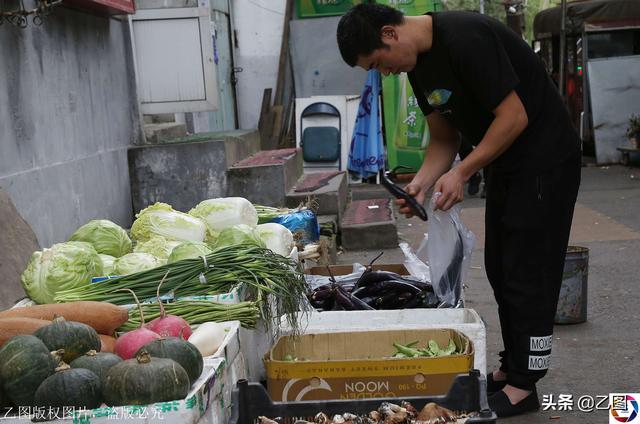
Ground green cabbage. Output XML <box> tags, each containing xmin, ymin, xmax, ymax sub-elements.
<box><xmin>131</xmin><ymin>202</ymin><xmax>207</xmax><ymax>243</ymax></box>
<box><xmin>168</xmin><ymin>241</ymin><xmax>213</xmax><ymax>263</ymax></box>
<box><xmin>114</xmin><ymin>253</ymin><xmax>163</xmax><ymax>276</ymax></box>
<box><xmin>212</xmin><ymin>224</ymin><xmax>265</xmax><ymax>250</ymax></box>
<box><xmin>21</xmin><ymin>241</ymin><xmax>103</xmax><ymax>304</ymax></box>
<box><xmin>99</xmin><ymin>254</ymin><xmax>116</xmax><ymax>275</ymax></box>
<box><xmin>69</xmin><ymin>219</ymin><xmax>132</xmax><ymax>257</ymax></box>
<box><xmin>133</xmin><ymin>236</ymin><xmax>182</xmax><ymax>261</ymax></box>
<box><xmin>189</xmin><ymin>197</ymin><xmax>258</xmax><ymax>243</ymax></box>
<box><xmin>255</xmin><ymin>223</ymin><xmax>294</xmax><ymax>257</ymax></box>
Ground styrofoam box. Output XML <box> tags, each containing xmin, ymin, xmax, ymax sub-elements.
<box><xmin>1</xmin><ymin>358</ymin><xmax>226</xmax><ymax>424</ymax></box>
<box><xmin>198</xmin><ymin>352</ymin><xmax>248</xmax><ymax>424</ymax></box>
<box><xmin>280</xmin><ymin>308</ymin><xmax>487</xmax><ymax>376</ymax></box>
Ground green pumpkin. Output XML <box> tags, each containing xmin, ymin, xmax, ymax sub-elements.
<box><xmin>103</xmin><ymin>351</ymin><xmax>189</xmax><ymax>406</ymax></box>
<box><xmin>0</xmin><ymin>379</ymin><xmax>13</xmax><ymax>411</ymax></box>
<box><xmin>137</xmin><ymin>337</ymin><xmax>203</xmax><ymax>385</ymax></box>
<box><xmin>0</xmin><ymin>335</ymin><xmax>57</xmax><ymax>407</ymax></box>
<box><xmin>34</xmin><ymin>317</ymin><xmax>101</xmax><ymax>363</ymax></box>
<box><xmin>70</xmin><ymin>350</ymin><xmax>122</xmax><ymax>387</ymax></box>
<box><xmin>34</xmin><ymin>364</ymin><xmax>102</xmax><ymax>413</ymax></box>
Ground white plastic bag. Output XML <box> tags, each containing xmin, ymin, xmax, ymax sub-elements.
<box><xmin>423</xmin><ymin>193</ymin><xmax>475</xmax><ymax>307</ymax></box>
<box><xmin>399</xmin><ymin>241</ymin><xmax>431</xmax><ymax>282</ymax></box>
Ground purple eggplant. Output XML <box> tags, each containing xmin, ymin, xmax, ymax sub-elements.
<box><xmin>335</xmin><ymin>285</ymin><xmax>374</xmax><ymax>310</ymax></box>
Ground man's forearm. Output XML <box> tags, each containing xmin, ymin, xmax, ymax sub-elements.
<box><xmin>413</xmin><ymin>135</ymin><xmax>460</xmax><ymax>191</ymax></box>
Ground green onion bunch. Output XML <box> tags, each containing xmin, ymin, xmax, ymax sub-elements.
<box><xmin>54</xmin><ymin>244</ymin><xmax>308</xmax><ymax>335</ymax></box>
<box><xmin>118</xmin><ymin>300</ymin><xmax>261</xmax><ymax>332</ymax></box>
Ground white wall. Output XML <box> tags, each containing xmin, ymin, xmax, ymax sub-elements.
<box><xmin>231</xmin><ymin>0</ymin><xmax>286</xmax><ymax>129</ymax></box>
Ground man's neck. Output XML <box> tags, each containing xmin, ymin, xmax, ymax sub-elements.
<box><xmin>404</xmin><ymin>14</ymin><xmax>433</xmax><ymax>54</ymax></box>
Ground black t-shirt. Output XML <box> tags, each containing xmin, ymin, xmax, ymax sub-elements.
<box><xmin>408</xmin><ymin>11</ymin><xmax>581</xmax><ymax>174</ymax></box>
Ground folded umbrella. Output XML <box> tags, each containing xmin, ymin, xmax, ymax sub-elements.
<box><xmin>348</xmin><ymin>70</ymin><xmax>384</xmax><ymax>179</ymax></box>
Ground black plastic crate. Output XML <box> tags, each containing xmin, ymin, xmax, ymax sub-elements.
<box><xmin>230</xmin><ymin>370</ymin><xmax>496</xmax><ymax>424</ymax></box>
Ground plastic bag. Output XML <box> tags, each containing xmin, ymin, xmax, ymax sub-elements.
<box><xmin>269</xmin><ymin>209</ymin><xmax>320</xmax><ymax>247</ymax></box>
<box><xmin>399</xmin><ymin>241</ymin><xmax>431</xmax><ymax>283</ymax></box>
<box><xmin>422</xmin><ymin>193</ymin><xmax>475</xmax><ymax>307</ymax></box>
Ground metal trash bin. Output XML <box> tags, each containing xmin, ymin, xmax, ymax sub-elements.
<box><xmin>555</xmin><ymin>246</ymin><xmax>589</xmax><ymax>324</ymax></box>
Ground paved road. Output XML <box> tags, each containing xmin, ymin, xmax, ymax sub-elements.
<box><xmin>339</xmin><ymin>164</ymin><xmax>640</xmax><ymax>423</ymax></box>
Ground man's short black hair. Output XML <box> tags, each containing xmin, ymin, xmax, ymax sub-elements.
<box><xmin>337</xmin><ymin>3</ymin><xmax>404</xmax><ymax>67</ymax></box>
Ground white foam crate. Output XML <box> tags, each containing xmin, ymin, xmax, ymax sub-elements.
<box><xmin>198</xmin><ymin>352</ymin><xmax>247</xmax><ymax>424</ymax></box>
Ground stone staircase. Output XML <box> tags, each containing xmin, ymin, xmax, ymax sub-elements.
<box><xmin>129</xmin><ymin>123</ymin><xmax>399</xmax><ymax>254</ymax></box>
<box><xmin>226</xmin><ymin>148</ymin><xmax>398</xmax><ymax>252</ymax></box>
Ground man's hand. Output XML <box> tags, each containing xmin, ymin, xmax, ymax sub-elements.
<box><xmin>433</xmin><ymin>167</ymin><xmax>465</xmax><ymax>211</ymax></box>
<box><xmin>394</xmin><ymin>181</ymin><xmax>426</xmax><ymax>218</ymax></box>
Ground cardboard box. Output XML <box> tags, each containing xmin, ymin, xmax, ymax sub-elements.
<box><xmin>278</xmin><ymin>308</ymin><xmax>487</xmax><ymax>376</ymax></box>
<box><xmin>265</xmin><ymin>328</ymin><xmax>474</xmax><ymax>401</ymax></box>
<box><xmin>305</xmin><ymin>263</ymin><xmax>409</xmax><ymax>276</ymax></box>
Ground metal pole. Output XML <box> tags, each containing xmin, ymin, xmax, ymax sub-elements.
<box><xmin>480</xmin><ymin>0</ymin><xmax>485</xmax><ymax>14</ymax></box>
<box><xmin>558</xmin><ymin>0</ymin><xmax>567</xmax><ymax>99</ymax></box>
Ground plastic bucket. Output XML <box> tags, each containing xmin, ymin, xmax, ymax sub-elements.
<box><xmin>555</xmin><ymin>246</ymin><xmax>589</xmax><ymax>324</ymax></box>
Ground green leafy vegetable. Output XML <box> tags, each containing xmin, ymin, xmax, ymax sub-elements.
<box><xmin>212</xmin><ymin>224</ymin><xmax>265</xmax><ymax>250</ymax></box>
<box><xmin>189</xmin><ymin>197</ymin><xmax>258</xmax><ymax>242</ymax></box>
<box><xmin>255</xmin><ymin>223</ymin><xmax>294</xmax><ymax>257</ymax></box>
<box><xmin>21</xmin><ymin>241</ymin><xmax>103</xmax><ymax>304</ymax></box>
<box><xmin>99</xmin><ymin>254</ymin><xmax>116</xmax><ymax>275</ymax></box>
<box><xmin>114</xmin><ymin>253</ymin><xmax>162</xmax><ymax>275</ymax></box>
<box><xmin>167</xmin><ymin>241</ymin><xmax>213</xmax><ymax>263</ymax></box>
<box><xmin>133</xmin><ymin>236</ymin><xmax>181</xmax><ymax>261</ymax></box>
<box><xmin>131</xmin><ymin>202</ymin><xmax>207</xmax><ymax>243</ymax></box>
<box><xmin>69</xmin><ymin>220</ymin><xmax>132</xmax><ymax>257</ymax></box>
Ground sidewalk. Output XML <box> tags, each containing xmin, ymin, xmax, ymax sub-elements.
<box><xmin>338</xmin><ymin>164</ymin><xmax>640</xmax><ymax>423</ymax></box>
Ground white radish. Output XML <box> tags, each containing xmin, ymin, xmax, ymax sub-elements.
<box><xmin>187</xmin><ymin>322</ymin><xmax>228</xmax><ymax>357</ymax></box>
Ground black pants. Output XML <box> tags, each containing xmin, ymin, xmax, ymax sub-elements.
<box><xmin>484</xmin><ymin>153</ymin><xmax>581</xmax><ymax>390</ymax></box>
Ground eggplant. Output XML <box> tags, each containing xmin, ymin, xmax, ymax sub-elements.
<box><xmin>335</xmin><ymin>286</ymin><xmax>374</xmax><ymax>310</ymax></box>
<box><xmin>358</xmin><ymin>296</ymin><xmax>378</xmax><ymax>307</ymax></box>
<box><xmin>311</xmin><ymin>288</ymin><xmax>333</xmax><ymax>301</ymax></box>
<box><xmin>355</xmin><ymin>270</ymin><xmax>402</xmax><ymax>288</ymax></box>
<box><xmin>375</xmin><ymin>292</ymin><xmax>401</xmax><ymax>309</ymax></box>
<box><xmin>334</xmin><ymin>286</ymin><xmax>354</xmax><ymax>310</ymax></box>
<box><xmin>353</xmin><ymin>280</ymin><xmax>424</xmax><ymax>298</ymax></box>
<box><xmin>435</xmin><ymin>231</ymin><xmax>465</xmax><ymax>306</ymax></box>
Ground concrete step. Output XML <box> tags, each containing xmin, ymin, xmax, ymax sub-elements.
<box><xmin>227</xmin><ymin>148</ymin><xmax>303</xmax><ymax>207</ymax></box>
<box><xmin>340</xmin><ymin>198</ymin><xmax>398</xmax><ymax>250</ymax></box>
<box><xmin>128</xmin><ymin>129</ymin><xmax>260</xmax><ymax>213</ymax></box>
<box><xmin>350</xmin><ymin>183</ymin><xmax>393</xmax><ymax>201</ymax></box>
<box><xmin>286</xmin><ymin>171</ymin><xmax>348</xmax><ymax>217</ymax></box>
<box><xmin>144</xmin><ymin>122</ymin><xmax>187</xmax><ymax>144</ymax></box>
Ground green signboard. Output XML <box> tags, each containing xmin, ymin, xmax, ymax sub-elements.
<box><xmin>296</xmin><ymin>0</ymin><xmax>440</xmax><ymax>19</ymax></box>
<box><xmin>376</xmin><ymin>0</ymin><xmax>441</xmax><ymax>15</ymax></box>
<box><xmin>381</xmin><ymin>0</ymin><xmax>440</xmax><ymax>173</ymax></box>
<box><xmin>296</xmin><ymin>0</ymin><xmax>361</xmax><ymax>19</ymax></box>
<box><xmin>382</xmin><ymin>73</ymin><xmax>430</xmax><ymax>173</ymax></box>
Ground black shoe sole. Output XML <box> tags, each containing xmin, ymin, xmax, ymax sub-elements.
<box><xmin>488</xmin><ymin>390</ymin><xmax>540</xmax><ymax>418</ymax></box>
